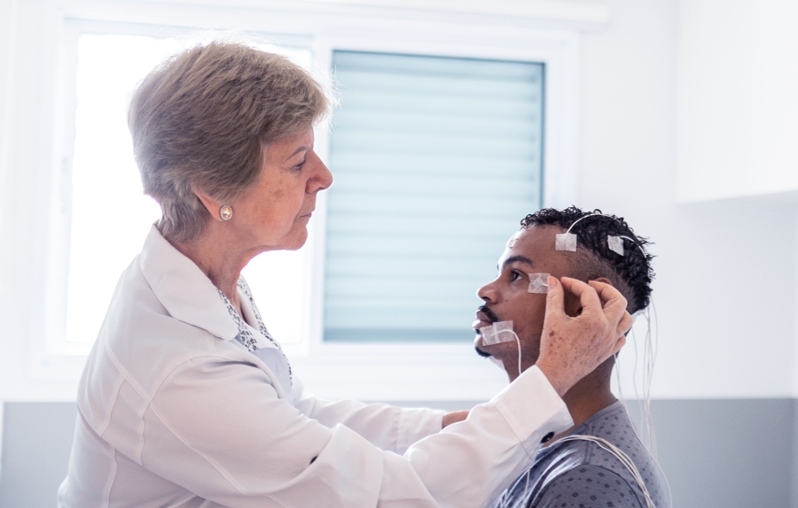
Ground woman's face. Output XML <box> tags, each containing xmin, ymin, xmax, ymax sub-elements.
<box><xmin>230</xmin><ymin>127</ymin><xmax>332</xmax><ymax>253</ymax></box>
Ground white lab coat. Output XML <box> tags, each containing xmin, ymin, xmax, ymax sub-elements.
<box><xmin>57</xmin><ymin>226</ymin><xmax>572</xmax><ymax>508</ymax></box>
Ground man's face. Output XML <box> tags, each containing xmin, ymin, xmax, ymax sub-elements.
<box><xmin>473</xmin><ymin>225</ymin><xmax>582</xmax><ymax>379</ymax></box>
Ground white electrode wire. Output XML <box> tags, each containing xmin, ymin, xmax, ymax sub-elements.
<box><xmin>625</xmin><ymin>237</ymin><xmax>657</xmax><ymax>455</ymax></box>
<box><xmin>635</xmin><ymin>299</ymin><xmax>659</xmax><ymax>458</ymax></box>
<box><xmin>564</xmin><ymin>216</ymin><xmax>647</xmax><ymax>261</ymax></box>
<box><xmin>494</xmin><ymin>328</ymin><xmax>524</xmax><ymax>378</ymax></box>
<box><xmin>563</xmin><ymin>212</ymin><xmax>606</xmax><ymax>234</ymax></box>
<box><xmin>556</xmin><ymin>435</ymin><xmax>656</xmax><ymax>508</ymax></box>
<box><xmin>646</xmin><ymin>298</ymin><xmax>660</xmax><ymax>456</ymax></box>
<box><xmin>500</xmin><ymin>433</ymin><xmax>657</xmax><ymax>508</ymax></box>
<box><xmin>616</xmin><ymin>302</ymin><xmax>673</xmax><ymax>507</ymax></box>
<box><xmin>640</xmin><ymin>300</ymin><xmax>672</xmax><ymax>508</ymax></box>
<box><xmin>635</xmin><ymin>319</ymin><xmax>652</xmax><ymax>452</ymax></box>
<box><xmin>644</xmin><ymin>304</ymin><xmax>655</xmax><ymax>455</ymax></box>
<box><xmin>621</xmin><ymin>310</ymin><xmax>652</xmax><ymax>453</ymax></box>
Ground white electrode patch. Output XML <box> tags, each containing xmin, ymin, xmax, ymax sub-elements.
<box><xmin>527</xmin><ymin>273</ymin><xmax>550</xmax><ymax>294</ymax></box>
<box><xmin>555</xmin><ymin>233</ymin><xmax>577</xmax><ymax>252</ymax></box>
<box><xmin>607</xmin><ymin>235</ymin><xmax>625</xmax><ymax>256</ymax></box>
<box><xmin>480</xmin><ymin>320</ymin><xmax>515</xmax><ymax>345</ymax></box>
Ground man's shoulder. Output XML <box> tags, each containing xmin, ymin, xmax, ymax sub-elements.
<box><xmin>492</xmin><ymin>458</ymin><xmax>645</xmax><ymax>508</ymax></box>
<box><xmin>531</xmin><ymin>463</ymin><xmax>646</xmax><ymax>508</ymax></box>
<box><xmin>491</xmin><ymin>403</ymin><xmax>669</xmax><ymax>508</ymax></box>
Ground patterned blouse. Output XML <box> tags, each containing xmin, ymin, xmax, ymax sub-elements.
<box><xmin>216</xmin><ymin>277</ymin><xmax>293</xmax><ymax>385</ymax></box>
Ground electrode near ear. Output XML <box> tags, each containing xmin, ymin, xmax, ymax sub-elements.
<box><xmin>527</xmin><ymin>273</ymin><xmax>550</xmax><ymax>294</ymax></box>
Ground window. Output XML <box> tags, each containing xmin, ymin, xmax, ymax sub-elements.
<box><xmin>30</xmin><ymin>2</ymin><xmax>581</xmax><ymax>400</ymax></box>
<box><xmin>63</xmin><ymin>33</ymin><xmax>179</xmax><ymax>353</ymax></box>
<box><xmin>50</xmin><ymin>26</ymin><xmax>314</xmax><ymax>356</ymax></box>
<box><xmin>324</xmin><ymin>51</ymin><xmax>545</xmax><ymax>344</ymax></box>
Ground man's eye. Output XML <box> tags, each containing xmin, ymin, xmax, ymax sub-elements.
<box><xmin>510</xmin><ymin>271</ymin><xmax>522</xmax><ymax>281</ymax></box>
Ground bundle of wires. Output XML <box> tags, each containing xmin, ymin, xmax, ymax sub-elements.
<box><xmin>616</xmin><ymin>298</ymin><xmax>659</xmax><ymax>457</ymax></box>
<box><xmin>613</xmin><ymin>297</ymin><xmax>672</xmax><ymax>505</ymax></box>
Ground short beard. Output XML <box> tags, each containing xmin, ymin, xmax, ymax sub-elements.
<box><xmin>474</xmin><ymin>304</ymin><xmax>499</xmax><ymax>359</ymax></box>
<box><xmin>474</xmin><ymin>344</ymin><xmax>491</xmax><ymax>358</ymax></box>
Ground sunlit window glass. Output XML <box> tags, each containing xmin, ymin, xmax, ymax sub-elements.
<box><xmin>65</xmin><ymin>33</ymin><xmax>312</xmax><ymax>351</ymax></box>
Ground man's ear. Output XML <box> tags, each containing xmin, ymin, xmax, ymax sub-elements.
<box><xmin>562</xmin><ymin>286</ymin><xmax>582</xmax><ymax>317</ymax></box>
<box><xmin>563</xmin><ymin>277</ymin><xmax>613</xmax><ymax>317</ymax></box>
<box><xmin>193</xmin><ymin>188</ymin><xmax>225</xmax><ymax>221</ymax></box>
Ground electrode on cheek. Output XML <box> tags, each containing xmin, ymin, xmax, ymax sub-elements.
<box><xmin>481</xmin><ymin>320</ymin><xmax>516</xmax><ymax>345</ymax></box>
<box><xmin>527</xmin><ymin>272</ymin><xmax>550</xmax><ymax>294</ymax></box>
<box><xmin>480</xmin><ymin>320</ymin><xmax>525</xmax><ymax>378</ymax></box>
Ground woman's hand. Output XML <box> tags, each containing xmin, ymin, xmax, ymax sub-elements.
<box><xmin>442</xmin><ymin>410</ymin><xmax>470</xmax><ymax>428</ymax></box>
<box><xmin>535</xmin><ymin>276</ymin><xmax>632</xmax><ymax>397</ymax></box>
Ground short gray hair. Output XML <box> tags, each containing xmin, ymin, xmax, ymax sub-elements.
<box><xmin>128</xmin><ymin>42</ymin><xmax>329</xmax><ymax>242</ymax></box>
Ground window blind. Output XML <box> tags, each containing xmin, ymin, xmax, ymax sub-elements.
<box><xmin>324</xmin><ymin>50</ymin><xmax>544</xmax><ymax>343</ymax></box>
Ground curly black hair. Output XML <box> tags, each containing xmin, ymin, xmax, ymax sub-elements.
<box><xmin>520</xmin><ymin>206</ymin><xmax>655</xmax><ymax>313</ymax></box>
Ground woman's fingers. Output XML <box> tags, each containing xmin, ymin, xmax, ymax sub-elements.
<box><xmin>559</xmin><ymin>277</ymin><xmax>602</xmax><ymax>315</ymax></box>
<box><xmin>584</xmin><ymin>280</ymin><xmax>633</xmax><ymax>336</ymax></box>
<box><xmin>616</xmin><ymin>311</ymin><xmax>634</xmax><ymax>338</ymax></box>
<box><xmin>612</xmin><ymin>334</ymin><xmax>627</xmax><ymax>356</ymax></box>
<box><xmin>544</xmin><ymin>276</ymin><xmax>565</xmax><ymax>320</ymax></box>
<box><xmin>537</xmin><ymin>277</ymin><xmax>630</xmax><ymax>397</ymax></box>
<box><xmin>586</xmin><ymin>280</ymin><xmax>628</xmax><ymax>312</ymax></box>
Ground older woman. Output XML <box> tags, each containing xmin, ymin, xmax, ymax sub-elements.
<box><xmin>57</xmin><ymin>42</ymin><xmax>630</xmax><ymax>507</ymax></box>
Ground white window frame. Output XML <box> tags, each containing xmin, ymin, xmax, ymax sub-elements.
<box><xmin>30</xmin><ymin>0</ymin><xmax>587</xmax><ymax>402</ymax></box>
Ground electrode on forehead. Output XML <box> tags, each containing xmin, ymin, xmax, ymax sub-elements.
<box><xmin>607</xmin><ymin>235</ymin><xmax>625</xmax><ymax>256</ymax></box>
<box><xmin>555</xmin><ymin>212</ymin><xmax>608</xmax><ymax>253</ymax></box>
<box><xmin>481</xmin><ymin>320</ymin><xmax>515</xmax><ymax>345</ymax></box>
<box><xmin>555</xmin><ymin>233</ymin><xmax>577</xmax><ymax>252</ymax></box>
<box><xmin>527</xmin><ymin>273</ymin><xmax>550</xmax><ymax>294</ymax></box>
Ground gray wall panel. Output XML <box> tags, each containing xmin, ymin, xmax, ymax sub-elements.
<box><xmin>651</xmin><ymin>399</ymin><xmax>793</xmax><ymax>508</ymax></box>
<box><xmin>793</xmin><ymin>400</ymin><xmax>798</xmax><ymax>508</ymax></box>
<box><xmin>0</xmin><ymin>399</ymin><xmax>794</xmax><ymax>507</ymax></box>
<box><xmin>404</xmin><ymin>399</ymin><xmax>796</xmax><ymax>508</ymax></box>
<box><xmin>0</xmin><ymin>403</ymin><xmax>77</xmax><ymax>508</ymax></box>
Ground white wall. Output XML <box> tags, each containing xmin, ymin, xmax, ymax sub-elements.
<box><xmin>794</xmin><ymin>214</ymin><xmax>798</xmax><ymax>398</ymax></box>
<box><xmin>1</xmin><ymin>0</ymin><xmax>81</xmax><ymax>401</ymax></box>
<box><xmin>580</xmin><ymin>0</ymin><xmax>797</xmax><ymax>398</ymax></box>
<box><xmin>1</xmin><ymin>0</ymin><xmax>797</xmax><ymax>403</ymax></box>
<box><xmin>676</xmin><ymin>0</ymin><xmax>798</xmax><ymax>202</ymax></box>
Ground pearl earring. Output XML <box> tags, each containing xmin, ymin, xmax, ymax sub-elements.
<box><xmin>220</xmin><ymin>205</ymin><xmax>233</xmax><ymax>221</ymax></box>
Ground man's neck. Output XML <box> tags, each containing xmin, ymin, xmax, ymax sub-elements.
<box><xmin>546</xmin><ymin>374</ymin><xmax>616</xmax><ymax>446</ymax></box>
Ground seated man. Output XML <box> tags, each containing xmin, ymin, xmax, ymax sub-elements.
<box><xmin>475</xmin><ymin>206</ymin><xmax>669</xmax><ymax>508</ymax></box>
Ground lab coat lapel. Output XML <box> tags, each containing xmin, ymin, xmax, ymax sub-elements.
<box><xmin>139</xmin><ymin>226</ymin><xmax>238</xmax><ymax>342</ymax></box>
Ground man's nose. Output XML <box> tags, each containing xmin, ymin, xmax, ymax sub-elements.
<box><xmin>477</xmin><ymin>281</ymin><xmax>497</xmax><ymax>303</ymax></box>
